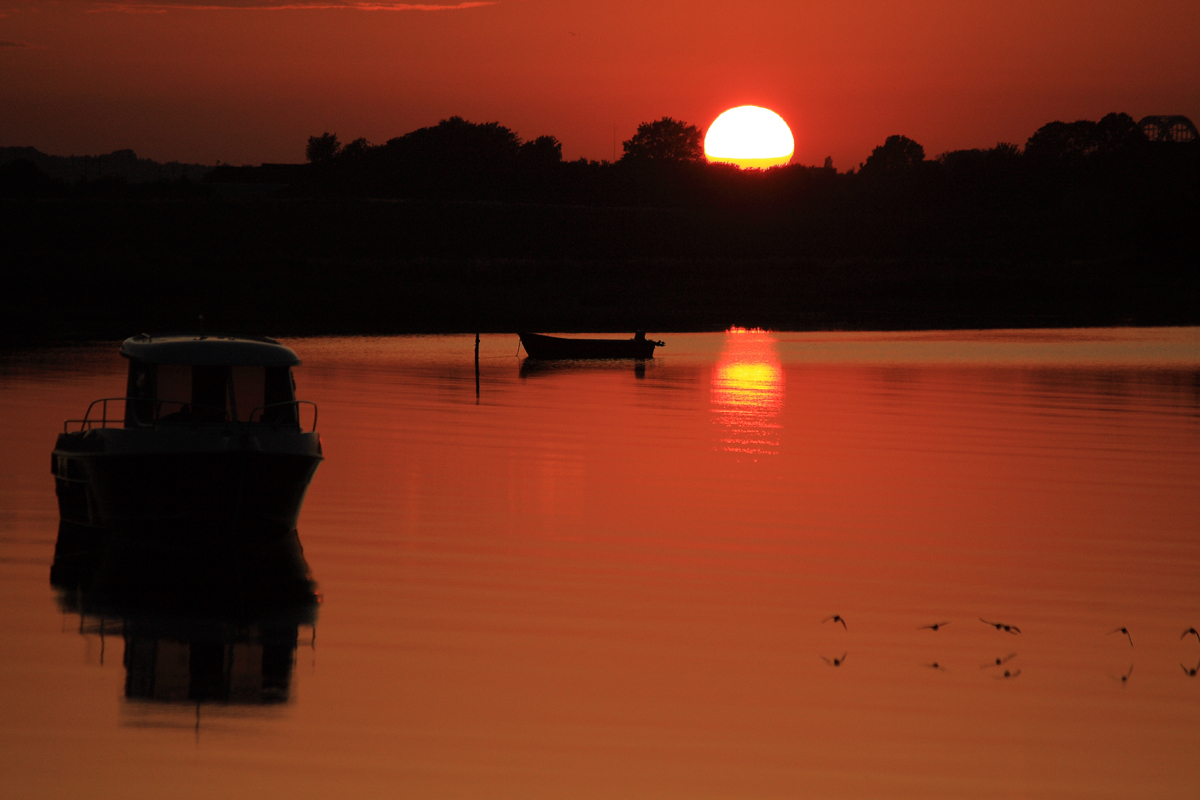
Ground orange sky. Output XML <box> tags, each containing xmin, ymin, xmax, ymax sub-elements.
<box><xmin>2</xmin><ymin>0</ymin><xmax>1199</xmax><ymax>170</ymax></box>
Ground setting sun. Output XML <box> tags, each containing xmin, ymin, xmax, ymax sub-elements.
<box><xmin>704</xmin><ymin>106</ymin><xmax>795</xmax><ymax>169</ymax></box>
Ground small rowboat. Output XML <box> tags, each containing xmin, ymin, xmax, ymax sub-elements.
<box><xmin>519</xmin><ymin>332</ymin><xmax>665</xmax><ymax>360</ymax></box>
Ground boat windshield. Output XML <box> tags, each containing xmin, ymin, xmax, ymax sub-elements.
<box><xmin>124</xmin><ymin>361</ymin><xmax>297</xmax><ymax>426</ymax></box>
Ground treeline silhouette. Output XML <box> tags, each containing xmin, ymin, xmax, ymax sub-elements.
<box><xmin>7</xmin><ymin>112</ymin><xmax>1191</xmax><ymax>210</ymax></box>
<box><xmin>2</xmin><ymin>113</ymin><xmax>1196</xmax><ymax>341</ymax></box>
<box><xmin>216</xmin><ymin>112</ymin><xmax>1198</xmax><ymax>210</ymax></box>
<box><xmin>0</xmin><ymin>146</ymin><xmax>211</xmax><ymax>195</ymax></box>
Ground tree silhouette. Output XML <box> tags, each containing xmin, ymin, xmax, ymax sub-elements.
<box><xmin>377</xmin><ymin>116</ymin><xmax>523</xmax><ymax>199</ymax></box>
<box><xmin>1025</xmin><ymin>113</ymin><xmax>1147</xmax><ymax>163</ymax></box>
<box><xmin>937</xmin><ymin>142</ymin><xmax>1020</xmax><ymax>169</ymax></box>
<box><xmin>519</xmin><ymin>135</ymin><xmax>563</xmax><ymax>168</ymax></box>
<box><xmin>861</xmin><ymin>135</ymin><xmax>925</xmax><ymax>174</ymax></box>
<box><xmin>409</xmin><ymin>117</ymin><xmax>515</xmax><ymax>152</ymax></box>
<box><xmin>1092</xmin><ymin>113</ymin><xmax>1141</xmax><ymax>155</ymax></box>
<box><xmin>992</xmin><ymin>142</ymin><xmax>1020</xmax><ymax>159</ymax></box>
<box><xmin>621</xmin><ymin>117</ymin><xmax>704</xmax><ymax>162</ymax></box>
<box><xmin>384</xmin><ymin>117</ymin><xmax>521</xmax><ymax>168</ymax></box>
<box><xmin>306</xmin><ymin>132</ymin><xmax>341</xmax><ymax>164</ymax></box>
<box><xmin>340</xmin><ymin>137</ymin><xmax>372</xmax><ymax>161</ymax></box>
<box><xmin>1025</xmin><ymin>120</ymin><xmax>1097</xmax><ymax>161</ymax></box>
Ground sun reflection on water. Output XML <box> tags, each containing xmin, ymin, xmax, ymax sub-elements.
<box><xmin>711</xmin><ymin>328</ymin><xmax>784</xmax><ymax>455</ymax></box>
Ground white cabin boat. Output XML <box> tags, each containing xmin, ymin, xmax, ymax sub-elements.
<box><xmin>52</xmin><ymin>334</ymin><xmax>323</xmax><ymax>540</ymax></box>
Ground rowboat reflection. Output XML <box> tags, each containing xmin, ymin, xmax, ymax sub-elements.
<box><xmin>711</xmin><ymin>328</ymin><xmax>784</xmax><ymax>455</ymax></box>
<box><xmin>519</xmin><ymin>358</ymin><xmax>650</xmax><ymax>379</ymax></box>
<box><xmin>51</xmin><ymin>519</ymin><xmax>318</xmax><ymax>712</ymax></box>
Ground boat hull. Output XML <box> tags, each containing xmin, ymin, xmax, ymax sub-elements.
<box><xmin>53</xmin><ymin>427</ymin><xmax>322</xmax><ymax>539</ymax></box>
<box><xmin>519</xmin><ymin>332</ymin><xmax>659</xmax><ymax>359</ymax></box>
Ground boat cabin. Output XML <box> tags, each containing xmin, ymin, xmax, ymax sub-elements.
<box><xmin>120</xmin><ymin>334</ymin><xmax>302</xmax><ymax>427</ymax></box>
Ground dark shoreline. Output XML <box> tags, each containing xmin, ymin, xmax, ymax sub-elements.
<box><xmin>4</xmin><ymin>195</ymin><xmax>1196</xmax><ymax>344</ymax></box>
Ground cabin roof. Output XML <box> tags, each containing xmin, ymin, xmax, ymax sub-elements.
<box><xmin>120</xmin><ymin>334</ymin><xmax>301</xmax><ymax>366</ymax></box>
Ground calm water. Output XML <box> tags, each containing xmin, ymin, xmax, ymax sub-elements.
<box><xmin>2</xmin><ymin>329</ymin><xmax>1199</xmax><ymax>799</ymax></box>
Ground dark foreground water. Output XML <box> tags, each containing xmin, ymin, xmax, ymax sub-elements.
<box><xmin>2</xmin><ymin>329</ymin><xmax>1199</xmax><ymax>799</ymax></box>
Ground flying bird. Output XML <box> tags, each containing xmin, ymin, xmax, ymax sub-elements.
<box><xmin>981</xmin><ymin>653</ymin><xmax>1017</xmax><ymax>669</ymax></box>
<box><xmin>1183</xmin><ymin>660</ymin><xmax>1200</xmax><ymax>678</ymax></box>
<box><xmin>1182</xmin><ymin>627</ymin><xmax>1199</xmax><ymax>644</ymax></box>
<box><xmin>822</xmin><ymin>653</ymin><xmax>848</xmax><ymax>667</ymax></box>
<box><xmin>996</xmin><ymin>669</ymin><xmax>1022</xmax><ymax>680</ymax></box>
<box><xmin>981</xmin><ymin>617</ymin><xmax>1021</xmax><ymax>634</ymax></box>
<box><xmin>823</xmin><ymin>615</ymin><xmax>847</xmax><ymax>630</ymax></box>
<box><xmin>922</xmin><ymin>662</ymin><xmax>947</xmax><ymax>671</ymax></box>
<box><xmin>919</xmin><ymin>621</ymin><xmax>950</xmax><ymax>631</ymax></box>
<box><xmin>1109</xmin><ymin>627</ymin><xmax>1133</xmax><ymax>647</ymax></box>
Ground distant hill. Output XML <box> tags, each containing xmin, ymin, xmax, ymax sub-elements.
<box><xmin>0</xmin><ymin>147</ymin><xmax>211</xmax><ymax>184</ymax></box>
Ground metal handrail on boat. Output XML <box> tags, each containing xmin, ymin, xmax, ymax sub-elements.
<box><xmin>247</xmin><ymin>400</ymin><xmax>318</xmax><ymax>432</ymax></box>
<box><xmin>63</xmin><ymin>397</ymin><xmax>228</xmax><ymax>432</ymax></box>
<box><xmin>63</xmin><ymin>397</ymin><xmax>132</xmax><ymax>432</ymax></box>
<box><xmin>63</xmin><ymin>397</ymin><xmax>319</xmax><ymax>433</ymax></box>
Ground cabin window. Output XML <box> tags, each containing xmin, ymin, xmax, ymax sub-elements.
<box><xmin>153</xmin><ymin>364</ymin><xmax>227</xmax><ymax>423</ymax></box>
<box><xmin>231</xmin><ymin>366</ymin><xmax>266</xmax><ymax>422</ymax></box>
<box><xmin>192</xmin><ymin>366</ymin><xmax>231</xmax><ymax>422</ymax></box>
<box><xmin>124</xmin><ymin>360</ymin><xmax>297</xmax><ymax>425</ymax></box>
<box><xmin>156</xmin><ymin>364</ymin><xmax>194</xmax><ymax>417</ymax></box>
<box><xmin>124</xmin><ymin>360</ymin><xmax>156</xmax><ymax>426</ymax></box>
<box><xmin>262</xmin><ymin>367</ymin><xmax>298</xmax><ymax>424</ymax></box>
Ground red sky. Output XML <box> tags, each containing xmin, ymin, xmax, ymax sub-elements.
<box><xmin>2</xmin><ymin>0</ymin><xmax>1198</xmax><ymax>169</ymax></box>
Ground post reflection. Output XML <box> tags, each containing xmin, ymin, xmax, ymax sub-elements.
<box><xmin>50</xmin><ymin>520</ymin><xmax>318</xmax><ymax>712</ymax></box>
<box><xmin>710</xmin><ymin>328</ymin><xmax>784</xmax><ymax>455</ymax></box>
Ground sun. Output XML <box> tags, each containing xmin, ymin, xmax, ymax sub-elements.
<box><xmin>704</xmin><ymin>106</ymin><xmax>794</xmax><ymax>169</ymax></box>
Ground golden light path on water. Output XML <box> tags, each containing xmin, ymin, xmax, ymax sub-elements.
<box><xmin>710</xmin><ymin>328</ymin><xmax>784</xmax><ymax>455</ymax></box>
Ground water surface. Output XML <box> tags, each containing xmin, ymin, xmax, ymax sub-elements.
<box><xmin>2</xmin><ymin>329</ymin><xmax>1199</xmax><ymax>799</ymax></box>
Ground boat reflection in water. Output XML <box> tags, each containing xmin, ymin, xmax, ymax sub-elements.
<box><xmin>46</xmin><ymin>334</ymin><xmax>322</xmax><ymax>721</ymax></box>
<box><xmin>711</xmin><ymin>328</ymin><xmax>784</xmax><ymax>455</ymax></box>
<box><xmin>519</xmin><ymin>357</ymin><xmax>650</xmax><ymax>380</ymax></box>
<box><xmin>51</xmin><ymin>518</ymin><xmax>318</xmax><ymax>715</ymax></box>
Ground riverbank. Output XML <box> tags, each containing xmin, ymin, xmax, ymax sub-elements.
<box><xmin>3</xmin><ymin>196</ymin><xmax>1195</xmax><ymax>342</ymax></box>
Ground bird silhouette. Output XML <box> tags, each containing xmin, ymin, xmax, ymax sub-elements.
<box><xmin>981</xmin><ymin>653</ymin><xmax>1017</xmax><ymax>669</ymax></box>
<box><xmin>922</xmin><ymin>662</ymin><xmax>947</xmax><ymax>671</ymax></box>
<box><xmin>1110</xmin><ymin>664</ymin><xmax>1133</xmax><ymax>685</ymax></box>
<box><xmin>1182</xmin><ymin>627</ymin><xmax>1200</xmax><ymax>644</ymax></box>
<box><xmin>919</xmin><ymin>621</ymin><xmax>950</xmax><ymax>631</ymax></box>
<box><xmin>1109</xmin><ymin>627</ymin><xmax>1133</xmax><ymax>647</ymax></box>
<box><xmin>981</xmin><ymin>617</ymin><xmax>1021</xmax><ymax>634</ymax></box>
<box><xmin>823</xmin><ymin>615</ymin><xmax>847</xmax><ymax>630</ymax></box>
<box><xmin>1183</xmin><ymin>659</ymin><xmax>1200</xmax><ymax>677</ymax></box>
<box><xmin>996</xmin><ymin>669</ymin><xmax>1021</xmax><ymax>680</ymax></box>
<box><xmin>822</xmin><ymin>653</ymin><xmax>848</xmax><ymax>667</ymax></box>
